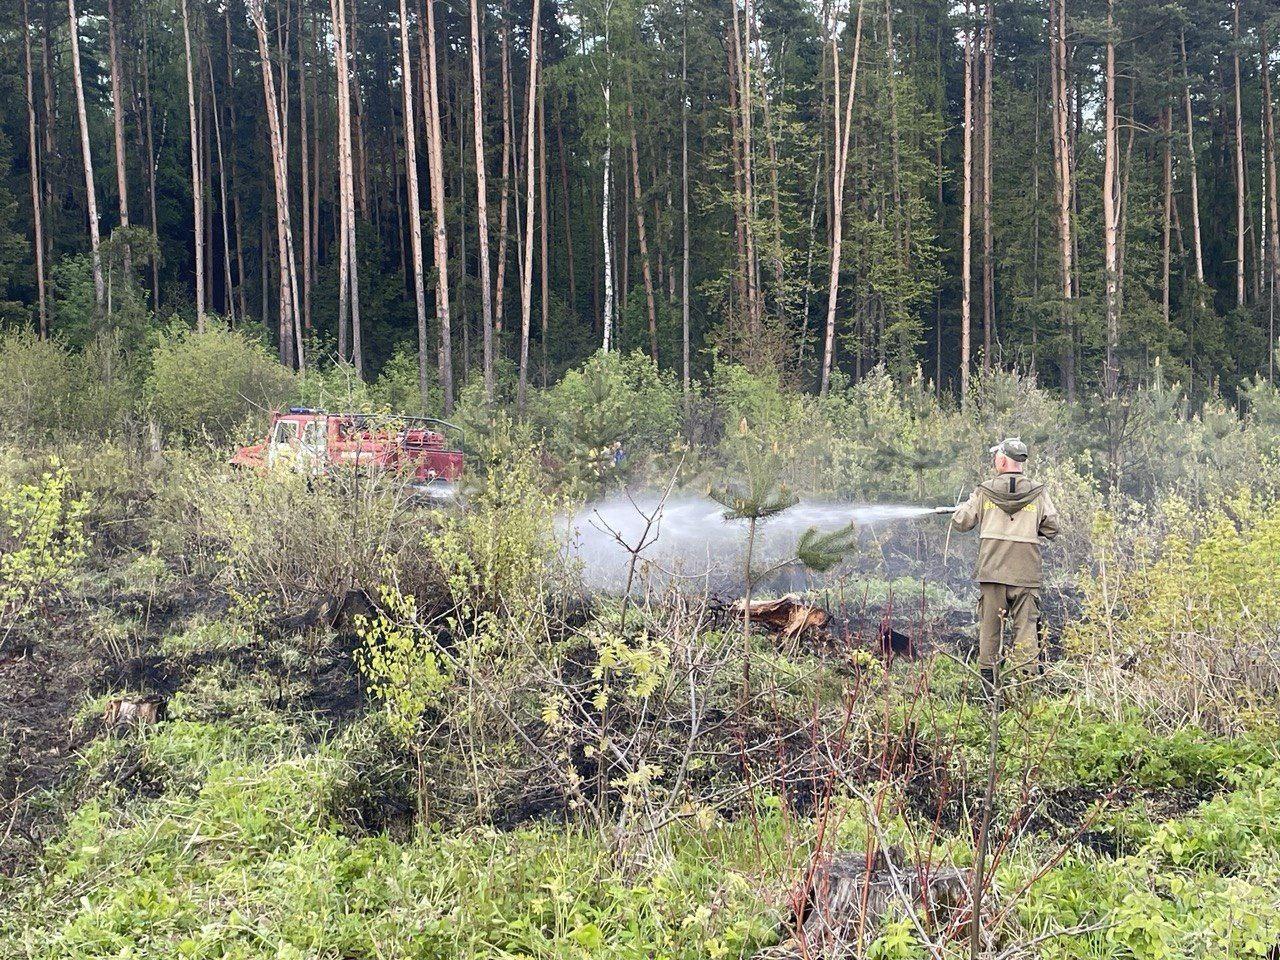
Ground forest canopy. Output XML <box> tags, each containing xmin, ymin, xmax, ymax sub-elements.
<box><xmin>2</xmin><ymin>0</ymin><xmax>1278</xmax><ymax>404</ymax></box>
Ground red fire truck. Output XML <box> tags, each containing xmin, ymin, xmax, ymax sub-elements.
<box><xmin>232</xmin><ymin>408</ymin><xmax>464</xmax><ymax>499</ymax></box>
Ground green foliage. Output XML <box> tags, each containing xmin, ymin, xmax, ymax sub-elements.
<box><xmin>1069</xmin><ymin>488</ymin><xmax>1280</xmax><ymax>724</ymax></box>
<box><xmin>148</xmin><ymin>326</ymin><xmax>296</xmax><ymax>442</ymax></box>
<box><xmin>428</xmin><ymin>446</ymin><xmax>563</xmax><ymax>620</ymax></box>
<box><xmin>0</xmin><ymin>329</ymin><xmax>144</xmax><ymax>441</ymax></box>
<box><xmin>355</xmin><ymin>583</ymin><xmax>452</xmax><ymax>747</ymax></box>
<box><xmin>1149</xmin><ymin>767</ymin><xmax>1280</xmax><ymax>871</ymax></box>
<box><xmin>168</xmin><ymin>458</ymin><xmax>435</xmax><ymax>616</ymax></box>
<box><xmin>539</xmin><ymin>350</ymin><xmax>682</xmax><ymax>489</ymax></box>
<box><xmin>0</xmin><ymin>463</ymin><xmax>88</xmax><ymax>628</ymax></box>
<box><xmin>795</xmin><ymin>522</ymin><xmax>860</xmax><ymax>572</ymax></box>
<box><xmin>710</xmin><ymin>359</ymin><xmax>805</xmax><ymax>448</ymax></box>
<box><xmin>367</xmin><ymin>347</ymin><xmax>443</xmax><ymax>416</ymax></box>
<box><xmin>0</xmin><ymin>330</ymin><xmax>80</xmax><ymax>439</ymax></box>
<box><xmin>0</xmin><ymin>719</ymin><xmax>779</xmax><ymax>960</ymax></box>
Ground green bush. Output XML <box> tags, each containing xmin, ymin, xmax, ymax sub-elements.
<box><xmin>538</xmin><ymin>349</ymin><xmax>681</xmax><ymax>487</ymax></box>
<box><xmin>162</xmin><ymin>457</ymin><xmax>437</xmax><ymax>616</ymax></box>
<box><xmin>148</xmin><ymin>326</ymin><xmax>295</xmax><ymax>442</ymax></box>
<box><xmin>0</xmin><ymin>463</ymin><xmax>88</xmax><ymax>630</ymax></box>
<box><xmin>1068</xmin><ymin>489</ymin><xmax>1280</xmax><ymax>727</ymax></box>
<box><xmin>291</xmin><ymin>360</ymin><xmax>374</xmax><ymax>413</ymax></box>
<box><xmin>368</xmin><ymin>347</ymin><xmax>443</xmax><ymax>416</ymax></box>
<box><xmin>0</xmin><ymin>329</ymin><xmax>80</xmax><ymax>439</ymax></box>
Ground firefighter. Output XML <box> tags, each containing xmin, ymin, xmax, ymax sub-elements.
<box><xmin>951</xmin><ymin>437</ymin><xmax>1060</xmax><ymax>695</ymax></box>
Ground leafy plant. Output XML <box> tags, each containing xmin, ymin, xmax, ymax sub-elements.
<box><xmin>355</xmin><ymin>582</ymin><xmax>452</xmax><ymax>819</ymax></box>
<box><xmin>148</xmin><ymin>325</ymin><xmax>296</xmax><ymax>442</ymax></box>
<box><xmin>0</xmin><ymin>463</ymin><xmax>88</xmax><ymax>635</ymax></box>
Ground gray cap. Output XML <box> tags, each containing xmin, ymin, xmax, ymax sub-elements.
<box><xmin>989</xmin><ymin>437</ymin><xmax>1029</xmax><ymax>462</ymax></box>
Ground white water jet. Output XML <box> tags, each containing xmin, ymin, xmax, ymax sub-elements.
<box><xmin>560</xmin><ymin>494</ymin><xmax>946</xmax><ymax>593</ymax></box>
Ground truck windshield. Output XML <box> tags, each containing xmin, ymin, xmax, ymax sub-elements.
<box><xmin>273</xmin><ymin>421</ymin><xmax>300</xmax><ymax>446</ymax></box>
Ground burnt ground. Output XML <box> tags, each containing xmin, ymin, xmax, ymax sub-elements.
<box><xmin>0</xmin><ymin>522</ymin><xmax>1074</xmax><ymax>880</ymax></box>
<box><xmin>0</xmin><ymin>620</ymin><xmax>97</xmax><ymax>871</ymax></box>
<box><xmin>0</xmin><ymin>574</ymin><xmax>366</xmax><ymax>877</ymax></box>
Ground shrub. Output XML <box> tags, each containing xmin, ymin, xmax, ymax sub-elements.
<box><xmin>75</xmin><ymin>331</ymin><xmax>145</xmax><ymax>436</ymax></box>
<box><xmin>0</xmin><ymin>329</ymin><xmax>80</xmax><ymax>439</ymax></box>
<box><xmin>167</xmin><ymin>458</ymin><xmax>436</xmax><ymax>617</ymax></box>
<box><xmin>710</xmin><ymin>359</ymin><xmax>804</xmax><ymax>445</ymax></box>
<box><xmin>538</xmin><ymin>350</ymin><xmax>681</xmax><ymax>488</ymax></box>
<box><xmin>368</xmin><ymin>347</ymin><xmax>443</xmax><ymax>416</ymax></box>
<box><xmin>291</xmin><ymin>360</ymin><xmax>375</xmax><ymax>413</ymax></box>
<box><xmin>1068</xmin><ymin>488</ymin><xmax>1280</xmax><ymax>728</ymax></box>
<box><xmin>429</xmin><ymin>445</ymin><xmax>564</xmax><ymax>620</ymax></box>
<box><xmin>0</xmin><ymin>464</ymin><xmax>88</xmax><ymax>632</ymax></box>
<box><xmin>149</xmin><ymin>326</ymin><xmax>295</xmax><ymax>442</ymax></box>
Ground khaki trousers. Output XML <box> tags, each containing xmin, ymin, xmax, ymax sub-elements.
<box><xmin>978</xmin><ymin>582</ymin><xmax>1040</xmax><ymax>672</ymax></box>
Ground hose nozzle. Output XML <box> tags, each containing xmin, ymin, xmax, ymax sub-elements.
<box><xmin>931</xmin><ymin>505</ymin><xmax>957</xmax><ymax>515</ymax></box>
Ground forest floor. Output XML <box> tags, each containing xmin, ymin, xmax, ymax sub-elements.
<box><xmin>4</xmin><ymin>467</ymin><xmax>1280</xmax><ymax>958</ymax></box>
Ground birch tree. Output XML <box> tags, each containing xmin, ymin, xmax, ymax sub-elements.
<box><xmin>68</xmin><ymin>0</ymin><xmax>105</xmax><ymax>310</ymax></box>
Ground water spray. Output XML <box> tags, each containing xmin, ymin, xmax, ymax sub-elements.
<box><xmin>563</xmin><ymin>494</ymin><xmax>959</xmax><ymax>593</ymax></box>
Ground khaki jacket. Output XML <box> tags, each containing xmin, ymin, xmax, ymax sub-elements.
<box><xmin>952</xmin><ymin>472</ymin><xmax>1060</xmax><ymax>587</ymax></box>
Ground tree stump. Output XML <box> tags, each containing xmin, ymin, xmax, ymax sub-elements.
<box><xmin>756</xmin><ymin>848</ymin><xmax>972</xmax><ymax>958</ymax></box>
<box><xmin>103</xmin><ymin>695</ymin><xmax>167</xmax><ymax>727</ymax></box>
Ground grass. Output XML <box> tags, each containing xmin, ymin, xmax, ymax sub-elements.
<box><xmin>7</xmin><ymin>651</ymin><xmax>1280</xmax><ymax>959</ymax></box>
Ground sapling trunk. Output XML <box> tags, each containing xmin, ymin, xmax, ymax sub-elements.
<box><xmin>742</xmin><ymin>515</ymin><xmax>757</xmax><ymax>695</ymax></box>
<box><xmin>969</xmin><ymin>661</ymin><xmax>1000</xmax><ymax>958</ymax></box>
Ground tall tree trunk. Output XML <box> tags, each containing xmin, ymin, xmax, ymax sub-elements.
<box><xmin>1049</xmin><ymin>0</ymin><xmax>1074</xmax><ymax>399</ymax></box>
<box><xmin>68</xmin><ymin>0</ymin><xmax>105</xmax><ymax>310</ymax></box>
<box><xmin>468</xmin><ymin>0</ymin><xmax>496</xmax><ymax>401</ymax></box>
<box><xmin>180</xmin><ymin>0</ymin><xmax>206</xmax><ymax>330</ymax></box>
<box><xmin>249</xmin><ymin>0</ymin><xmax>303</xmax><ymax>368</ymax></box>
<box><xmin>422</xmin><ymin>0</ymin><xmax>455</xmax><ymax>413</ymax></box>
<box><xmin>22</xmin><ymin>0</ymin><xmax>47</xmax><ymax>336</ymax></box>
<box><xmin>495</xmin><ymin>0</ymin><xmax>513</xmax><ymax>336</ymax></box>
<box><xmin>106</xmin><ymin>0</ymin><xmax>131</xmax><ymax>277</ymax></box>
<box><xmin>224</xmin><ymin>9</ymin><xmax>248</xmax><ymax>322</ymax></box>
<box><xmin>819</xmin><ymin>0</ymin><xmax>864</xmax><ymax>397</ymax></box>
<box><xmin>1102</xmin><ymin>0</ymin><xmax>1119</xmax><ymax>396</ymax></box>
<box><xmin>297</xmin><ymin>9</ymin><xmax>312</xmax><ymax>334</ymax></box>
<box><xmin>961</xmin><ymin>5</ymin><xmax>973</xmax><ymax>396</ymax></box>
<box><xmin>730</xmin><ymin>0</ymin><xmax>760</xmax><ymax>338</ymax></box>
<box><xmin>981</xmin><ymin>0</ymin><xmax>994</xmax><ymax>368</ymax></box>
<box><xmin>1263</xmin><ymin>24</ymin><xmax>1280</xmax><ymax>377</ymax></box>
<box><xmin>208</xmin><ymin>54</ymin><xmax>235</xmax><ymax>324</ymax></box>
<box><xmin>1181</xmin><ymin>29</ymin><xmax>1205</xmax><ymax>285</ymax></box>
<box><xmin>539</xmin><ymin>79</ymin><xmax>550</xmax><ymax>384</ymax></box>
<box><xmin>726</xmin><ymin>24</ymin><xmax>747</xmax><ymax>343</ymax></box>
<box><xmin>334</xmin><ymin>6</ymin><xmax>350</xmax><ymax>362</ymax></box>
<box><xmin>1162</xmin><ymin>101</ymin><xmax>1173</xmax><ymax>329</ymax></box>
<box><xmin>349</xmin><ymin>4</ymin><xmax>369</xmax><ymax>219</ymax></box>
<box><xmin>141</xmin><ymin>16</ymin><xmax>161</xmax><ymax>311</ymax></box>
<box><xmin>516</xmin><ymin>0</ymin><xmax>542</xmax><ymax>409</ymax></box>
<box><xmin>601</xmin><ymin>74</ymin><xmax>615</xmax><ymax>351</ymax></box>
<box><xmin>41</xmin><ymin>0</ymin><xmax>56</xmax><ymax>235</ymax></box>
<box><xmin>681</xmin><ymin>11</ymin><xmax>691</xmax><ymax>408</ymax></box>
<box><xmin>1234</xmin><ymin>0</ymin><xmax>1247</xmax><ymax>308</ymax></box>
<box><xmin>332</xmin><ymin>0</ymin><xmax>362</xmax><ymax>372</ymax></box>
<box><xmin>626</xmin><ymin>82</ymin><xmax>660</xmax><ymax>363</ymax></box>
<box><xmin>399</xmin><ymin>0</ymin><xmax>430</xmax><ymax>406</ymax></box>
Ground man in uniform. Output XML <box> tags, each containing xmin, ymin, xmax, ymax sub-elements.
<box><xmin>951</xmin><ymin>438</ymin><xmax>1060</xmax><ymax>694</ymax></box>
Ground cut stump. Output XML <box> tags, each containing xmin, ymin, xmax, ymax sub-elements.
<box><xmin>103</xmin><ymin>695</ymin><xmax>167</xmax><ymax>727</ymax></box>
<box><xmin>756</xmin><ymin>847</ymin><xmax>971</xmax><ymax>958</ymax></box>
